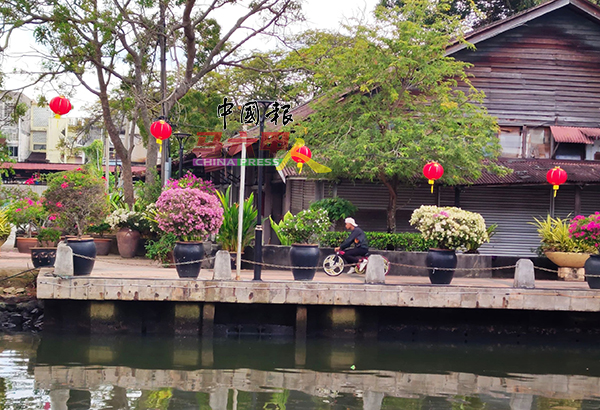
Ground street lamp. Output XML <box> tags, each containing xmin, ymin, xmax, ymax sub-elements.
<box><xmin>254</xmin><ymin>100</ymin><xmax>274</xmax><ymax>281</ymax></box>
<box><xmin>172</xmin><ymin>132</ymin><xmax>192</xmax><ymax>178</ymax></box>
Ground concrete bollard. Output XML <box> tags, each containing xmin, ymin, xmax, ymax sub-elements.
<box><xmin>213</xmin><ymin>250</ymin><xmax>232</xmax><ymax>280</ymax></box>
<box><xmin>513</xmin><ymin>259</ymin><xmax>535</xmax><ymax>289</ymax></box>
<box><xmin>54</xmin><ymin>241</ymin><xmax>74</xmax><ymax>276</ymax></box>
<box><xmin>365</xmin><ymin>255</ymin><xmax>386</xmax><ymax>284</ymax></box>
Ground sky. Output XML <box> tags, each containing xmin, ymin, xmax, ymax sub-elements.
<box><xmin>2</xmin><ymin>0</ymin><xmax>380</xmax><ymax>117</ymax></box>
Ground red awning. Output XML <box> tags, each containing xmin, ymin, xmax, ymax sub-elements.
<box><xmin>550</xmin><ymin>126</ymin><xmax>600</xmax><ymax>144</ymax></box>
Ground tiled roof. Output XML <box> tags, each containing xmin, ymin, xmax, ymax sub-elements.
<box><xmin>550</xmin><ymin>126</ymin><xmax>600</xmax><ymax>144</ymax></box>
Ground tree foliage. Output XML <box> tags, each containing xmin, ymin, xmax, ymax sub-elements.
<box><xmin>284</xmin><ymin>0</ymin><xmax>506</xmax><ymax>232</ymax></box>
<box><xmin>0</xmin><ymin>0</ymin><xmax>301</xmax><ymax>204</ymax></box>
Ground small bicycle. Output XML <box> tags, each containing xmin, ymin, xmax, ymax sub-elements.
<box><xmin>323</xmin><ymin>251</ymin><xmax>390</xmax><ymax>276</ymax></box>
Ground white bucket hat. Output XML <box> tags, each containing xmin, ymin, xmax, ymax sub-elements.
<box><xmin>344</xmin><ymin>217</ymin><xmax>358</xmax><ymax>227</ymax></box>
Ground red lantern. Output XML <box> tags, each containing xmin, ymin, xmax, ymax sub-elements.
<box><xmin>150</xmin><ymin>120</ymin><xmax>172</xmax><ymax>152</ymax></box>
<box><xmin>546</xmin><ymin>166</ymin><xmax>567</xmax><ymax>197</ymax></box>
<box><xmin>423</xmin><ymin>162</ymin><xmax>444</xmax><ymax>193</ymax></box>
<box><xmin>291</xmin><ymin>145</ymin><xmax>312</xmax><ymax>173</ymax></box>
<box><xmin>49</xmin><ymin>96</ymin><xmax>72</xmax><ymax>118</ymax></box>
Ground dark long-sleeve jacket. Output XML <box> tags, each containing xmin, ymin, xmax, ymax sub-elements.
<box><xmin>340</xmin><ymin>227</ymin><xmax>368</xmax><ymax>250</ymax></box>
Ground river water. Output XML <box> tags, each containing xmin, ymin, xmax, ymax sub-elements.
<box><xmin>1</xmin><ymin>333</ymin><xmax>600</xmax><ymax>409</ymax></box>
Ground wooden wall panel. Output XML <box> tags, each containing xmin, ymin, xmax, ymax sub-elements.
<box><xmin>454</xmin><ymin>8</ymin><xmax>600</xmax><ymax>128</ymax></box>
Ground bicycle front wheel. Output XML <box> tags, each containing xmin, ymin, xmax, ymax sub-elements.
<box><xmin>323</xmin><ymin>254</ymin><xmax>345</xmax><ymax>276</ymax></box>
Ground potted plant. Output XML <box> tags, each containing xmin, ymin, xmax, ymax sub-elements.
<box><xmin>269</xmin><ymin>212</ymin><xmax>293</xmax><ymax>246</ymax></box>
<box><xmin>145</xmin><ymin>232</ymin><xmax>178</xmax><ymax>267</ymax></box>
<box><xmin>44</xmin><ymin>168</ymin><xmax>109</xmax><ymax>275</ymax></box>
<box><xmin>6</xmin><ymin>193</ymin><xmax>47</xmax><ymax>253</ymax></box>
<box><xmin>410</xmin><ymin>205</ymin><xmax>489</xmax><ymax>284</ymax></box>
<box><xmin>31</xmin><ymin>227</ymin><xmax>61</xmax><ymax>268</ymax></box>
<box><xmin>0</xmin><ymin>208</ymin><xmax>12</xmax><ymax>252</ymax></box>
<box><xmin>280</xmin><ymin>208</ymin><xmax>331</xmax><ymax>280</ymax></box>
<box><xmin>531</xmin><ymin>215</ymin><xmax>593</xmax><ymax>268</ymax></box>
<box><xmin>216</xmin><ymin>186</ymin><xmax>257</xmax><ymax>265</ymax></box>
<box><xmin>86</xmin><ymin>222</ymin><xmax>113</xmax><ymax>256</ymax></box>
<box><xmin>106</xmin><ymin>207</ymin><xmax>143</xmax><ymax>258</ymax></box>
<box><xmin>568</xmin><ymin>213</ymin><xmax>600</xmax><ymax>289</ymax></box>
<box><xmin>155</xmin><ymin>180</ymin><xmax>223</xmax><ymax>279</ymax></box>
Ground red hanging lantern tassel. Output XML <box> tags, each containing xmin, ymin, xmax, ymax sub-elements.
<box><xmin>291</xmin><ymin>145</ymin><xmax>312</xmax><ymax>174</ymax></box>
<box><xmin>150</xmin><ymin>120</ymin><xmax>172</xmax><ymax>153</ymax></box>
<box><xmin>423</xmin><ymin>162</ymin><xmax>444</xmax><ymax>194</ymax></box>
<box><xmin>49</xmin><ymin>96</ymin><xmax>72</xmax><ymax>119</ymax></box>
<box><xmin>546</xmin><ymin>166</ymin><xmax>567</xmax><ymax>197</ymax></box>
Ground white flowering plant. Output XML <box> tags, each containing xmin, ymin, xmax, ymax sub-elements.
<box><xmin>106</xmin><ymin>208</ymin><xmax>143</xmax><ymax>230</ymax></box>
<box><xmin>280</xmin><ymin>209</ymin><xmax>331</xmax><ymax>244</ymax></box>
<box><xmin>409</xmin><ymin>205</ymin><xmax>489</xmax><ymax>251</ymax></box>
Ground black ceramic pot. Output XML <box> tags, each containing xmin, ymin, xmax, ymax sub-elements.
<box><xmin>289</xmin><ymin>244</ymin><xmax>320</xmax><ymax>281</ymax></box>
<box><xmin>173</xmin><ymin>241</ymin><xmax>204</xmax><ymax>279</ymax></box>
<box><xmin>584</xmin><ymin>254</ymin><xmax>600</xmax><ymax>289</ymax></box>
<box><xmin>67</xmin><ymin>238</ymin><xmax>97</xmax><ymax>276</ymax></box>
<box><xmin>31</xmin><ymin>247</ymin><xmax>57</xmax><ymax>268</ymax></box>
<box><xmin>426</xmin><ymin>248</ymin><xmax>457</xmax><ymax>284</ymax></box>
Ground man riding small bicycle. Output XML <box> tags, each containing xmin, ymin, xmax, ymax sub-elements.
<box><xmin>335</xmin><ymin>217</ymin><xmax>369</xmax><ymax>274</ymax></box>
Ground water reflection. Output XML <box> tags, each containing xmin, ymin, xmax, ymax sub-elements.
<box><xmin>1</xmin><ymin>334</ymin><xmax>600</xmax><ymax>409</ymax></box>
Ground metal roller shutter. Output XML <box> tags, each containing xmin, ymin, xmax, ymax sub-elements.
<box><xmin>460</xmin><ymin>185</ymin><xmax>550</xmax><ymax>256</ymax></box>
<box><xmin>580</xmin><ymin>186</ymin><xmax>600</xmax><ymax>215</ymax></box>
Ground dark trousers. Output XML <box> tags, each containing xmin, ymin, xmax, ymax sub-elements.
<box><xmin>341</xmin><ymin>247</ymin><xmax>368</xmax><ymax>264</ymax></box>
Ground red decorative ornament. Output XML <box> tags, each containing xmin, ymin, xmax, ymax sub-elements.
<box><xmin>291</xmin><ymin>145</ymin><xmax>312</xmax><ymax>173</ymax></box>
<box><xmin>150</xmin><ymin>120</ymin><xmax>172</xmax><ymax>152</ymax></box>
<box><xmin>423</xmin><ymin>162</ymin><xmax>444</xmax><ymax>193</ymax></box>
<box><xmin>546</xmin><ymin>166</ymin><xmax>567</xmax><ymax>197</ymax></box>
<box><xmin>49</xmin><ymin>96</ymin><xmax>72</xmax><ymax>118</ymax></box>
<box><xmin>150</xmin><ymin>120</ymin><xmax>172</xmax><ymax>140</ymax></box>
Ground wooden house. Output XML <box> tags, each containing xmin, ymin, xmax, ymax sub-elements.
<box><xmin>279</xmin><ymin>0</ymin><xmax>600</xmax><ymax>256</ymax></box>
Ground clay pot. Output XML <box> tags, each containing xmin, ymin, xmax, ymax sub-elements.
<box><xmin>16</xmin><ymin>237</ymin><xmax>39</xmax><ymax>254</ymax></box>
<box><xmin>93</xmin><ymin>237</ymin><xmax>112</xmax><ymax>256</ymax></box>
<box><xmin>116</xmin><ymin>227</ymin><xmax>140</xmax><ymax>258</ymax></box>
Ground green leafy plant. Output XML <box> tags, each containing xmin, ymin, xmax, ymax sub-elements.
<box><xmin>280</xmin><ymin>209</ymin><xmax>331</xmax><ymax>244</ymax></box>
<box><xmin>309</xmin><ymin>197</ymin><xmax>357</xmax><ymax>224</ymax></box>
<box><xmin>320</xmin><ymin>231</ymin><xmax>434</xmax><ymax>251</ymax></box>
<box><xmin>37</xmin><ymin>227</ymin><xmax>61</xmax><ymax>246</ymax></box>
<box><xmin>530</xmin><ymin>215</ymin><xmax>592</xmax><ymax>253</ymax></box>
<box><xmin>270</xmin><ymin>212</ymin><xmax>293</xmax><ymax>246</ymax></box>
<box><xmin>0</xmin><ymin>208</ymin><xmax>12</xmax><ymax>241</ymax></box>
<box><xmin>215</xmin><ymin>186</ymin><xmax>257</xmax><ymax>252</ymax></box>
<box><xmin>145</xmin><ymin>233</ymin><xmax>178</xmax><ymax>266</ymax></box>
<box><xmin>86</xmin><ymin>222</ymin><xmax>111</xmax><ymax>237</ymax></box>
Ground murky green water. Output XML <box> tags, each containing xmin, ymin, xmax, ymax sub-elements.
<box><xmin>1</xmin><ymin>334</ymin><xmax>600</xmax><ymax>409</ymax></box>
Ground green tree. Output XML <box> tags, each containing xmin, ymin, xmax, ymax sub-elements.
<box><xmin>1</xmin><ymin>0</ymin><xmax>301</xmax><ymax>204</ymax></box>
<box><xmin>285</xmin><ymin>0</ymin><xmax>506</xmax><ymax>232</ymax></box>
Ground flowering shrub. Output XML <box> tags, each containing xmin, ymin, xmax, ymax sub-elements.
<box><xmin>155</xmin><ymin>188</ymin><xmax>223</xmax><ymax>242</ymax></box>
<box><xmin>44</xmin><ymin>169</ymin><xmax>109</xmax><ymax>238</ymax></box>
<box><xmin>165</xmin><ymin>172</ymin><xmax>215</xmax><ymax>194</ymax></box>
<box><xmin>106</xmin><ymin>208</ymin><xmax>142</xmax><ymax>230</ymax></box>
<box><xmin>280</xmin><ymin>209</ymin><xmax>331</xmax><ymax>244</ymax></box>
<box><xmin>6</xmin><ymin>194</ymin><xmax>47</xmax><ymax>237</ymax></box>
<box><xmin>410</xmin><ymin>205</ymin><xmax>489</xmax><ymax>251</ymax></box>
<box><xmin>568</xmin><ymin>213</ymin><xmax>600</xmax><ymax>253</ymax></box>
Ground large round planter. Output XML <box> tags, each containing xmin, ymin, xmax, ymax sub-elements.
<box><xmin>426</xmin><ymin>248</ymin><xmax>457</xmax><ymax>285</ymax></box>
<box><xmin>93</xmin><ymin>238</ymin><xmax>112</xmax><ymax>256</ymax></box>
<box><xmin>16</xmin><ymin>237</ymin><xmax>39</xmax><ymax>254</ymax></box>
<box><xmin>67</xmin><ymin>238</ymin><xmax>97</xmax><ymax>276</ymax></box>
<box><xmin>584</xmin><ymin>254</ymin><xmax>600</xmax><ymax>289</ymax></box>
<box><xmin>545</xmin><ymin>251</ymin><xmax>590</xmax><ymax>268</ymax></box>
<box><xmin>116</xmin><ymin>228</ymin><xmax>140</xmax><ymax>258</ymax></box>
<box><xmin>173</xmin><ymin>241</ymin><xmax>204</xmax><ymax>279</ymax></box>
<box><xmin>31</xmin><ymin>247</ymin><xmax>57</xmax><ymax>268</ymax></box>
<box><xmin>289</xmin><ymin>244</ymin><xmax>320</xmax><ymax>281</ymax></box>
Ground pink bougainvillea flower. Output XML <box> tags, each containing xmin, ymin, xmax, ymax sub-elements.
<box><xmin>49</xmin><ymin>214</ymin><xmax>57</xmax><ymax>221</ymax></box>
<box><xmin>15</xmin><ymin>208</ymin><xmax>21</xmax><ymax>212</ymax></box>
<box><xmin>101</xmin><ymin>176</ymin><xmax>107</xmax><ymax>180</ymax></box>
<box><xmin>56</xmin><ymin>202</ymin><xmax>63</xmax><ymax>208</ymax></box>
<box><xmin>61</xmin><ymin>182</ymin><xmax>69</xmax><ymax>188</ymax></box>
<box><xmin>27</xmin><ymin>199</ymin><xmax>34</xmax><ymax>206</ymax></box>
<box><xmin>76</xmin><ymin>167</ymin><xmax>82</xmax><ymax>171</ymax></box>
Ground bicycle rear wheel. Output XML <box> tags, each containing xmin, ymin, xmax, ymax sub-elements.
<box><xmin>323</xmin><ymin>254</ymin><xmax>345</xmax><ymax>276</ymax></box>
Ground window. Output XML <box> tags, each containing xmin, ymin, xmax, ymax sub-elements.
<box><xmin>33</xmin><ymin>144</ymin><xmax>46</xmax><ymax>151</ymax></box>
<box><xmin>7</xmin><ymin>146</ymin><xmax>18</xmax><ymax>157</ymax></box>
<box><xmin>555</xmin><ymin>143</ymin><xmax>585</xmax><ymax>160</ymax></box>
<box><xmin>499</xmin><ymin>127</ymin><xmax>522</xmax><ymax>158</ymax></box>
